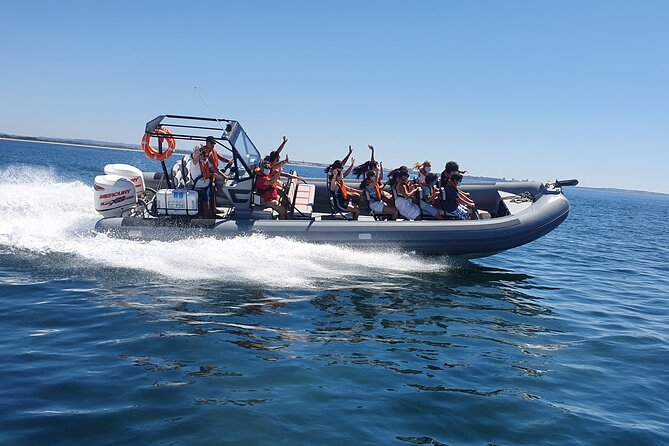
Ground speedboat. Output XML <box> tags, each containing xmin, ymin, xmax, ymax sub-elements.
<box><xmin>93</xmin><ymin>115</ymin><xmax>577</xmax><ymax>257</ymax></box>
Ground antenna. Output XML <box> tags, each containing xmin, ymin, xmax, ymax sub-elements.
<box><xmin>194</xmin><ymin>86</ymin><xmax>226</xmax><ymax>132</ymax></box>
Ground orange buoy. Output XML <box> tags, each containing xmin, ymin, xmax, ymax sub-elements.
<box><xmin>141</xmin><ymin>127</ymin><xmax>176</xmax><ymax>161</ymax></box>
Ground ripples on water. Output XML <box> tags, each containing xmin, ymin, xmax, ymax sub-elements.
<box><xmin>0</xmin><ymin>143</ymin><xmax>668</xmax><ymax>445</ymax></box>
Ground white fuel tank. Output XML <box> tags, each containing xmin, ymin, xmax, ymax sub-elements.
<box><xmin>156</xmin><ymin>189</ymin><xmax>199</xmax><ymax>216</ymax></box>
<box><xmin>94</xmin><ymin>174</ymin><xmax>137</xmax><ymax>218</ymax></box>
<box><xmin>103</xmin><ymin>164</ymin><xmax>145</xmax><ymax>194</ymax></box>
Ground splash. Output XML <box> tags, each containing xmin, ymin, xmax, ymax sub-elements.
<box><xmin>0</xmin><ymin>166</ymin><xmax>449</xmax><ymax>288</ymax></box>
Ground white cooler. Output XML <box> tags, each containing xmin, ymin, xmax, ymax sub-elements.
<box><xmin>156</xmin><ymin>189</ymin><xmax>199</xmax><ymax>216</ymax></box>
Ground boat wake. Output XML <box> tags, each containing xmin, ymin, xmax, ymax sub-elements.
<box><xmin>0</xmin><ymin>166</ymin><xmax>450</xmax><ymax>288</ymax></box>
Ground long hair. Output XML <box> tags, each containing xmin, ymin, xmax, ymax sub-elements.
<box><xmin>386</xmin><ymin>166</ymin><xmax>409</xmax><ymax>187</ymax></box>
<box><xmin>352</xmin><ymin>160</ymin><xmax>378</xmax><ymax>179</ymax></box>
<box><xmin>414</xmin><ymin>160</ymin><xmax>431</xmax><ymax>170</ymax></box>
<box><xmin>325</xmin><ymin>160</ymin><xmax>343</xmax><ymax>174</ymax></box>
<box><xmin>359</xmin><ymin>169</ymin><xmax>377</xmax><ymax>190</ymax></box>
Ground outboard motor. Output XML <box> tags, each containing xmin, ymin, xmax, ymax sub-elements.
<box><xmin>94</xmin><ymin>174</ymin><xmax>137</xmax><ymax>217</ymax></box>
<box><xmin>103</xmin><ymin>164</ymin><xmax>145</xmax><ymax>194</ymax></box>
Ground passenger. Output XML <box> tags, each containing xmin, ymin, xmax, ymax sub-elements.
<box><xmin>352</xmin><ymin>160</ymin><xmax>379</xmax><ymax>180</ymax></box>
<box><xmin>441</xmin><ymin>160</ymin><xmax>467</xmax><ymax>184</ymax></box>
<box><xmin>442</xmin><ymin>172</ymin><xmax>476</xmax><ymax>220</ymax></box>
<box><xmin>325</xmin><ymin>156</ymin><xmax>360</xmax><ymax>219</ymax></box>
<box><xmin>414</xmin><ymin>160</ymin><xmax>432</xmax><ymax>185</ymax></box>
<box><xmin>203</xmin><ymin>136</ymin><xmax>232</xmax><ymax>181</ymax></box>
<box><xmin>419</xmin><ymin>173</ymin><xmax>444</xmax><ymax>219</ymax></box>
<box><xmin>186</xmin><ymin>147</ymin><xmax>214</xmax><ymax>217</ymax></box>
<box><xmin>326</xmin><ymin>145</ymin><xmax>362</xmax><ymax>203</ymax></box>
<box><xmin>367</xmin><ymin>144</ymin><xmax>383</xmax><ymax>180</ymax></box>
<box><xmin>352</xmin><ymin>145</ymin><xmax>392</xmax><ymax>203</ymax></box>
<box><xmin>201</xmin><ymin>137</ymin><xmax>235</xmax><ymax>217</ymax></box>
<box><xmin>360</xmin><ymin>170</ymin><xmax>398</xmax><ymax>220</ymax></box>
<box><xmin>254</xmin><ymin>161</ymin><xmax>288</xmax><ymax>219</ymax></box>
<box><xmin>441</xmin><ymin>160</ymin><xmax>472</xmax><ymax>202</ymax></box>
<box><xmin>267</xmin><ymin>136</ymin><xmax>289</xmax><ymax>176</ymax></box>
<box><xmin>388</xmin><ymin>166</ymin><xmax>421</xmax><ymax>220</ymax></box>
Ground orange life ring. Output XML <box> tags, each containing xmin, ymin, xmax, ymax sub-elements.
<box><xmin>141</xmin><ymin>127</ymin><xmax>176</xmax><ymax>161</ymax></box>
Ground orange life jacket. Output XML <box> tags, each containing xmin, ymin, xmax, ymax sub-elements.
<box><xmin>199</xmin><ymin>158</ymin><xmax>211</xmax><ymax>180</ymax></box>
<box><xmin>340</xmin><ymin>180</ymin><xmax>348</xmax><ymax>200</ymax></box>
<box><xmin>370</xmin><ymin>181</ymin><xmax>382</xmax><ymax>201</ymax></box>
<box><xmin>208</xmin><ymin>148</ymin><xmax>219</xmax><ymax>169</ymax></box>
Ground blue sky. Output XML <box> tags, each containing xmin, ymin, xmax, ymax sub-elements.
<box><xmin>2</xmin><ymin>0</ymin><xmax>668</xmax><ymax>193</ymax></box>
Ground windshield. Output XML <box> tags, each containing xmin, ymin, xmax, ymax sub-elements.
<box><xmin>230</xmin><ymin>124</ymin><xmax>261</xmax><ymax>178</ymax></box>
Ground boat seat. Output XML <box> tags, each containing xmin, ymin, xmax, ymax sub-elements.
<box><xmin>362</xmin><ymin>188</ymin><xmax>393</xmax><ymax>221</ymax></box>
<box><xmin>292</xmin><ymin>183</ymin><xmax>315</xmax><ymax>219</ymax></box>
<box><xmin>249</xmin><ymin>192</ymin><xmax>277</xmax><ymax>219</ymax></box>
<box><xmin>250</xmin><ymin>171</ymin><xmax>279</xmax><ymax>219</ymax></box>
<box><xmin>325</xmin><ymin>174</ymin><xmax>354</xmax><ymax>220</ymax></box>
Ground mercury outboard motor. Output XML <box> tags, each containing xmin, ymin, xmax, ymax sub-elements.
<box><xmin>94</xmin><ymin>174</ymin><xmax>137</xmax><ymax>218</ymax></box>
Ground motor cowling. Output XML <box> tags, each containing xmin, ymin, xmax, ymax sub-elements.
<box><xmin>94</xmin><ymin>174</ymin><xmax>137</xmax><ymax>217</ymax></box>
<box><xmin>103</xmin><ymin>164</ymin><xmax>145</xmax><ymax>194</ymax></box>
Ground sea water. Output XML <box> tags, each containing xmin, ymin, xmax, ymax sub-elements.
<box><xmin>0</xmin><ymin>139</ymin><xmax>668</xmax><ymax>445</ymax></box>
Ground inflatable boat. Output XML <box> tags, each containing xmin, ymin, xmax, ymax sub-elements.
<box><xmin>93</xmin><ymin>115</ymin><xmax>577</xmax><ymax>257</ymax></box>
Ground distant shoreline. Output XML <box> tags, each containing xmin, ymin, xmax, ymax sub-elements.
<box><xmin>2</xmin><ymin>134</ymin><xmax>667</xmax><ymax>196</ymax></box>
<box><xmin>0</xmin><ymin>135</ymin><xmax>323</xmax><ymax>167</ymax></box>
<box><xmin>0</xmin><ymin>136</ymin><xmax>143</xmax><ymax>153</ymax></box>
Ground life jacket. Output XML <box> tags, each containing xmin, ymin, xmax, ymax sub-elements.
<box><xmin>340</xmin><ymin>180</ymin><xmax>349</xmax><ymax>200</ymax></box>
<box><xmin>370</xmin><ymin>181</ymin><xmax>382</xmax><ymax>201</ymax></box>
<box><xmin>208</xmin><ymin>148</ymin><xmax>219</xmax><ymax>169</ymax></box>
<box><xmin>331</xmin><ymin>170</ymin><xmax>348</xmax><ymax>200</ymax></box>
<box><xmin>424</xmin><ymin>184</ymin><xmax>439</xmax><ymax>205</ymax></box>
<box><xmin>199</xmin><ymin>158</ymin><xmax>212</xmax><ymax>180</ymax></box>
<box><xmin>255</xmin><ymin>172</ymin><xmax>278</xmax><ymax>201</ymax></box>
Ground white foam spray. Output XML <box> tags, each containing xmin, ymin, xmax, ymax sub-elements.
<box><xmin>0</xmin><ymin>165</ymin><xmax>449</xmax><ymax>288</ymax></box>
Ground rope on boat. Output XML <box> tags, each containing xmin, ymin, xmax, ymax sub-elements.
<box><xmin>504</xmin><ymin>192</ymin><xmax>534</xmax><ymax>203</ymax></box>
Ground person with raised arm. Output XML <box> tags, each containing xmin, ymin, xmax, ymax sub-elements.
<box><xmin>325</xmin><ymin>146</ymin><xmax>361</xmax><ymax>219</ymax></box>
<box><xmin>254</xmin><ymin>161</ymin><xmax>289</xmax><ymax>219</ymax></box>
<box><xmin>360</xmin><ymin>169</ymin><xmax>398</xmax><ymax>220</ymax></box>
<box><xmin>267</xmin><ymin>136</ymin><xmax>289</xmax><ymax>176</ymax></box>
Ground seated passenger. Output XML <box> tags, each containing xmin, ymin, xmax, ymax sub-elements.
<box><xmin>360</xmin><ymin>170</ymin><xmax>398</xmax><ymax>220</ymax></box>
<box><xmin>325</xmin><ymin>156</ymin><xmax>360</xmax><ymax>219</ymax></box>
<box><xmin>441</xmin><ymin>160</ymin><xmax>472</xmax><ymax>201</ymax></box>
<box><xmin>326</xmin><ymin>145</ymin><xmax>362</xmax><ymax>199</ymax></box>
<box><xmin>442</xmin><ymin>172</ymin><xmax>476</xmax><ymax>220</ymax></box>
<box><xmin>414</xmin><ymin>160</ymin><xmax>432</xmax><ymax>185</ymax></box>
<box><xmin>388</xmin><ymin>166</ymin><xmax>421</xmax><ymax>220</ymax></box>
<box><xmin>420</xmin><ymin>173</ymin><xmax>444</xmax><ymax>219</ymax></box>
<box><xmin>254</xmin><ymin>161</ymin><xmax>288</xmax><ymax>219</ymax></box>
<box><xmin>352</xmin><ymin>145</ymin><xmax>393</xmax><ymax>203</ymax></box>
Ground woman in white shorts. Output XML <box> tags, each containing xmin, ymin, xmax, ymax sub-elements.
<box><xmin>391</xmin><ymin>168</ymin><xmax>421</xmax><ymax>220</ymax></box>
<box><xmin>361</xmin><ymin>170</ymin><xmax>398</xmax><ymax>220</ymax></box>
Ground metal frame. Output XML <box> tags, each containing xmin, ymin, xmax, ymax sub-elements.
<box><xmin>143</xmin><ymin>115</ymin><xmax>259</xmax><ymax>184</ymax></box>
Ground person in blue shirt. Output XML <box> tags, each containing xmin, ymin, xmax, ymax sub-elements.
<box><xmin>442</xmin><ymin>172</ymin><xmax>475</xmax><ymax>220</ymax></box>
